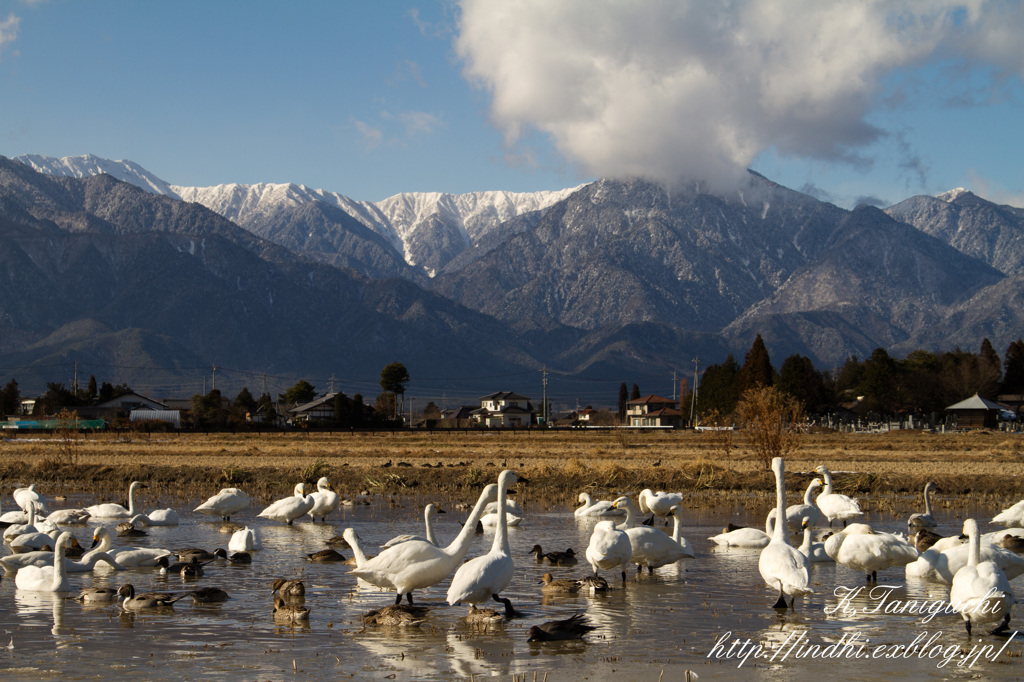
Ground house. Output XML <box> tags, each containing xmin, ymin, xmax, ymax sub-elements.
<box><xmin>945</xmin><ymin>393</ymin><xmax>1005</xmax><ymax>429</ymax></box>
<box><xmin>75</xmin><ymin>392</ymin><xmax>169</xmax><ymax>421</ymax></box>
<box><xmin>577</xmin><ymin>406</ymin><xmax>598</xmax><ymax>423</ymax></box>
<box><xmin>471</xmin><ymin>391</ymin><xmax>536</xmax><ymax>427</ymax></box>
<box><xmin>626</xmin><ymin>394</ymin><xmax>682</xmax><ymax>428</ymax></box>
<box><xmin>441</xmin><ymin>406</ymin><xmax>478</xmax><ymax>426</ymax></box>
<box><xmin>290</xmin><ymin>392</ymin><xmax>340</xmax><ymax>424</ymax></box>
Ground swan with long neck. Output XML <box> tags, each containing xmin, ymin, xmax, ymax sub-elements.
<box><xmin>950</xmin><ymin>518</ymin><xmax>1014</xmax><ymax>636</ymax></box>
<box><xmin>638</xmin><ymin>489</ymin><xmax>684</xmax><ymax>517</ymax></box>
<box><xmin>585</xmin><ymin>519</ymin><xmax>632</xmax><ymax>584</ymax></box>
<box><xmin>575</xmin><ymin>492</ymin><xmax>625</xmax><ymax>517</ymax></box>
<box><xmin>447</xmin><ymin>470</ymin><xmax>523</xmax><ymax>617</ymax></box>
<box><xmin>382</xmin><ymin>503</ymin><xmax>446</xmax><ymax>548</ymax></box>
<box><xmin>814</xmin><ymin>466</ymin><xmax>862</xmax><ymax>526</ymax></box>
<box><xmin>348</xmin><ymin>482</ymin><xmax>499</xmax><ymax>604</ymax></box>
<box><xmin>14</xmin><ymin>531</ymin><xmax>74</xmax><ymax>591</ymax></box>
<box><xmin>85</xmin><ymin>481</ymin><xmax>144</xmax><ymax>519</ymax></box>
<box><xmin>257</xmin><ymin>482</ymin><xmax>316</xmax><ymax>525</ymax></box>
<box><xmin>89</xmin><ymin>526</ymin><xmax>171</xmax><ymax>567</ymax></box>
<box><xmin>307</xmin><ymin>477</ymin><xmax>340</xmax><ymax>522</ymax></box>
<box><xmin>907</xmin><ymin>481</ymin><xmax>938</xmax><ymax>529</ymax></box>
<box><xmin>758</xmin><ymin>457</ymin><xmax>813</xmax><ymax>609</ymax></box>
<box><xmin>798</xmin><ymin>523</ymin><xmax>833</xmax><ymax>563</ymax></box>
<box><xmin>785</xmin><ymin>478</ymin><xmax>824</xmax><ymax>531</ymax></box>
<box><xmin>611</xmin><ymin>496</ymin><xmax>692</xmax><ymax>574</ymax></box>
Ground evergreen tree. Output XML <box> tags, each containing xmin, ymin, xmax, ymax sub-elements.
<box><xmin>777</xmin><ymin>354</ymin><xmax>828</xmax><ymax>414</ymax></box>
<box><xmin>333</xmin><ymin>392</ymin><xmax>352</xmax><ymax>425</ymax></box>
<box><xmin>861</xmin><ymin>348</ymin><xmax>899</xmax><ymax>414</ymax></box>
<box><xmin>630</xmin><ymin>383</ymin><xmax>641</xmax><ymax>401</ymax></box>
<box><xmin>836</xmin><ymin>355</ymin><xmax>863</xmax><ymax>395</ymax></box>
<box><xmin>739</xmin><ymin>334</ymin><xmax>774</xmax><ymax>392</ymax></box>
<box><xmin>697</xmin><ymin>355</ymin><xmax>741</xmax><ymax>417</ymax></box>
<box><xmin>352</xmin><ymin>394</ymin><xmax>365</xmax><ymax>425</ymax></box>
<box><xmin>234</xmin><ymin>387</ymin><xmax>257</xmax><ymax>413</ymax></box>
<box><xmin>379</xmin><ymin>362</ymin><xmax>411</xmax><ymax>420</ymax></box>
<box><xmin>1003</xmin><ymin>338</ymin><xmax>1024</xmax><ymax>394</ymax></box>
<box><xmin>617</xmin><ymin>382</ymin><xmax>628</xmax><ymax>423</ymax></box>
<box><xmin>0</xmin><ymin>379</ymin><xmax>20</xmax><ymax>416</ymax></box>
<box><xmin>85</xmin><ymin>375</ymin><xmax>98</xmax><ymax>403</ymax></box>
<box><xmin>280</xmin><ymin>380</ymin><xmax>316</xmax><ymax>405</ymax></box>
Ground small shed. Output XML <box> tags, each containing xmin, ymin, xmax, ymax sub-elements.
<box><xmin>945</xmin><ymin>394</ymin><xmax>1003</xmax><ymax>429</ymax></box>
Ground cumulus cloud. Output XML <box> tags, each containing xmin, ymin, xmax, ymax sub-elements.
<box><xmin>0</xmin><ymin>13</ymin><xmax>20</xmax><ymax>58</ymax></box>
<box><xmin>455</xmin><ymin>0</ymin><xmax>1024</xmax><ymax>192</ymax></box>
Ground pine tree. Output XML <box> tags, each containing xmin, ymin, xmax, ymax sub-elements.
<box><xmin>618</xmin><ymin>382</ymin><xmax>628</xmax><ymax>423</ymax></box>
<box><xmin>739</xmin><ymin>334</ymin><xmax>773</xmax><ymax>392</ymax></box>
<box><xmin>697</xmin><ymin>355</ymin><xmax>741</xmax><ymax>417</ymax></box>
<box><xmin>1003</xmin><ymin>338</ymin><xmax>1024</xmax><ymax>394</ymax></box>
<box><xmin>630</xmin><ymin>383</ymin><xmax>641</xmax><ymax>401</ymax></box>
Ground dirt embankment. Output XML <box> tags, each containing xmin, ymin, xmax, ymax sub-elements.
<box><xmin>1</xmin><ymin>428</ymin><xmax>1022</xmax><ymax>510</ymax></box>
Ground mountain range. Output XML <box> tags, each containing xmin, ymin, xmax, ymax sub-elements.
<box><xmin>4</xmin><ymin>153</ymin><xmax>1023</xmax><ymax>405</ymax></box>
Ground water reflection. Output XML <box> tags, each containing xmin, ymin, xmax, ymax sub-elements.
<box><xmin>1</xmin><ymin>491</ymin><xmax>1023</xmax><ymax>680</ymax></box>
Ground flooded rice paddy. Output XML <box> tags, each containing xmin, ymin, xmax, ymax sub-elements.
<box><xmin>3</xmin><ymin>488</ymin><xmax>1024</xmax><ymax>681</ymax></box>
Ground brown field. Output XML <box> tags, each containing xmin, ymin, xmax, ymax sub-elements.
<box><xmin>2</xmin><ymin>428</ymin><xmax>1023</xmax><ymax>514</ymax></box>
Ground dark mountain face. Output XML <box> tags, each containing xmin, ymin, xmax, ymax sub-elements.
<box><xmin>885</xmin><ymin>191</ymin><xmax>1024</xmax><ymax>276</ymax></box>
<box><xmin>433</xmin><ymin>176</ymin><xmax>849</xmax><ymax>332</ymax></box>
<box><xmin>2</xmin><ymin>155</ymin><xmax>1022</xmax><ymax>403</ymax></box>
<box><xmin>0</xmin><ymin>157</ymin><xmax>536</xmax><ymax>396</ymax></box>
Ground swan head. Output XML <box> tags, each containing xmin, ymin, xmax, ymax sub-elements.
<box><xmin>611</xmin><ymin>496</ymin><xmax>632</xmax><ymax>510</ymax></box>
<box><xmin>341</xmin><ymin>527</ymin><xmax>359</xmax><ymax>547</ymax></box>
<box><xmin>962</xmin><ymin>518</ymin><xmax>978</xmax><ymax>538</ymax></box>
<box><xmin>577</xmin><ymin>492</ymin><xmax>591</xmax><ymax>504</ymax></box>
<box><xmin>771</xmin><ymin>457</ymin><xmax>784</xmax><ymax>475</ymax></box>
<box><xmin>90</xmin><ymin>526</ymin><xmax>111</xmax><ymax>548</ymax></box>
<box><xmin>129</xmin><ymin>481</ymin><xmax>146</xmax><ymax>491</ymax></box>
<box><xmin>294</xmin><ymin>482</ymin><xmax>307</xmax><ymax>496</ymax></box>
<box><xmin>924</xmin><ymin>481</ymin><xmax>937</xmax><ymax>492</ymax></box>
<box><xmin>316</xmin><ymin>477</ymin><xmax>331</xmax><ymax>490</ymax></box>
<box><xmin>424</xmin><ymin>503</ymin><xmax>445</xmax><ymax>518</ymax></box>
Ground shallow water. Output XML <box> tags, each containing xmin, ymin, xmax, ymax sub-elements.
<box><xmin>2</xmin><ymin>490</ymin><xmax>1024</xmax><ymax>681</ymax></box>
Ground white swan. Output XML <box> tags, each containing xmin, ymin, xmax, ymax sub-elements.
<box><xmin>88</xmin><ymin>526</ymin><xmax>171</xmax><ymax>567</ymax></box>
<box><xmin>14</xmin><ymin>532</ymin><xmax>73</xmax><ymax>592</ymax></box>
<box><xmin>708</xmin><ymin>511</ymin><xmax>777</xmax><ymax>549</ymax></box>
<box><xmin>480</xmin><ymin>511</ymin><xmax>522</xmax><ymax>528</ymax></box>
<box><xmin>3</xmin><ymin>502</ymin><xmax>48</xmax><ymax>541</ymax></box>
<box><xmin>785</xmin><ymin>478</ymin><xmax>824</xmax><ymax>531</ymax></box>
<box><xmin>950</xmin><ymin>518</ymin><xmax>1014</xmax><ymax>636</ymax></box>
<box><xmin>382</xmin><ymin>503</ymin><xmax>445</xmax><ymax>548</ymax></box>
<box><xmin>45</xmin><ymin>508</ymin><xmax>91</xmax><ymax>525</ymax></box>
<box><xmin>611</xmin><ymin>496</ymin><xmax>692</xmax><ymax>574</ymax></box>
<box><xmin>193</xmin><ymin>487</ymin><xmax>250</xmax><ymax>521</ymax></box>
<box><xmin>758</xmin><ymin>457</ymin><xmax>813</xmax><ymax>609</ymax></box>
<box><xmin>483</xmin><ymin>499</ymin><xmax>523</xmax><ymax>516</ymax></box>
<box><xmin>906</xmin><ymin>533</ymin><xmax>1024</xmax><ymax>583</ymax></box>
<box><xmin>585</xmin><ymin>519</ymin><xmax>632</xmax><ymax>584</ymax></box>
<box><xmin>798</xmin><ymin>524</ymin><xmax>832</xmax><ymax>563</ymax></box>
<box><xmin>257</xmin><ymin>483</ymin><xmax>316</xmax><ymax>525</ymax></box>
<box><xmin>907</xmin><ymin>481</ymin><xmax>938</xmax><ymax>529</ymax></box>
<box><xmin>992</xmin><ymin>498</ymin><xmax>1024</xmax><ymax>528</ymax></box>
<box><xmin>129</xmin><ymin>507</ymin><xmax>180</xmax><ymax>527</ymax></box>
<box><xmin>13</xmin><ymin>484</ymin><xmax>47</xmax><ymax>514</ymax></box>
<box><xmin>447</xmin><ymin>470</ymin><xmax>522</xmax><ymax>616</ymax></box>
<box><xmin>307</xmin><ymin>477</ymin><xmax>340</xmax><ymax>522</ymax></box>
<box><xmin>9</xmin><ymin>528</ymin><xmax>74</xmax><ymax>554</ymax></box>
<box><xmin>814</xmin><ymin>466</ymin><xmax>863</xmax><ymax>526</ymax></box>
<box><xmin>228</xmin><ymin>526</ymin><xmax>262</xmax><ymax>553</ymax></box>
<box><xmin>348</xmin><ymin>482</ymin><xmax>499</xmax><ymax>604</ymax></box>
<box><xmin>824</xmin><ymin>523</ymin><xmax>918</xmax><ymax>581</ymax></box>
<box><xmin>638</xmin><ymin>489</ymin><xmax>684</xmax><ymax>517</ymax></box>
<box><xmin>0</xmin><ymin>544</ymin><xmax>125</xmax><ymax>574</ymax></box>
<box><xmin>575</xmin><ymin>492</ymin><xmax>626</xmax><ymax>517</ymax></box>
<box><xmin>85</xmin><ymin>480</ymin><xmax>144</xmax><ymax>519</ymax></box>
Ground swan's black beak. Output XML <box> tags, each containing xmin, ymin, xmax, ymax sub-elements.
<box><xmin>90</xmin><ymin>537</ymin><xmax>99</xmax><ymax>549</ymax></box>
<box><xmin>437</xmin><ymin>508</ymin><xmax>447</xmax><ymax>514</ymax></box>
<box><xmin>516</xmin><ymin>476</ymin><xmax>530</xmax><ymax>484</ymax></box>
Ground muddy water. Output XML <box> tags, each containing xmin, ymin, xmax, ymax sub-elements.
<box><xmin>2</xmin><ymin>491</ymin><xmax>1024</xmax><ymax>681</ymax></box>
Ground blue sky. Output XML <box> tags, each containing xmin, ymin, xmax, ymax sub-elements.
<box><xmin>1</xmin><ymin>1</ymin><xmax>1022</xmax><ymax>207</ymax></box>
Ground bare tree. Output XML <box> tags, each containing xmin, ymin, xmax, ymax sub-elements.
<box><xmin>735</xmin><ymin>386</ymin><xmax>803</xmax><ymax>470</ymax></box>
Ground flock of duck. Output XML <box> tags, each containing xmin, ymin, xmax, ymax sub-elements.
<box><xmin>6</xmin><ymin>459</ymin><xmax>1024</xmax><ymax>647</ymax></box>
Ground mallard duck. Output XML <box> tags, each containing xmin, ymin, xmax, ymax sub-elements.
<box><xmin>527</xmin><ymin>613</ymin><xmax>596</xmax><ymax>641</ymax></box>
<box><xmin>325</xmin><ymin>535</ymin><xmax>350</xmax><ymax>548</ymax></box>
<box><xmin>180</xmin><ymin>559</ymin><xmax>208</xmax><ymax>578</ymax></box>
<box><xmin>307</xmin><ymin>548</ymin><xmax>346</xmax><ymax>562</ymax></box>
<box><xmin>579</xmin><ymin>575</ymin><xmax>609</xmax><ymax>593</ymax></box>
<box><xmin>272</xmin><ymin>578</ymin><xmax>305</xmax><ymax>598</ymax></box>
<box><xmin>1002</xmin><ymin>535</ymin><xmax>1024</xmax><ymax>554</ymax></box>
<box><xmin>118</xmin><ymin>583</ymin><xmax>188</xmax><ymax>609</ymax></box>
<box><xmin>528</xmin><ymin>544</ymin><xmax>547</xmax><ymax>562</ymax></box>
<box><xmin>190</xmin><ymin>587</ymin><xmax>230</xmax><ymax>603</ymax></box>
<box><xmin>362</xmin><ymin>604</ymin><xmax>429</xmax><ymax>627</ymax></box>
<box><xmin>539</xmin><ymin>572</ymin><xmax>581</xmax><ymax>594</ymax></box>
<box><xmin>156</xmin><ymin>555</ymin><xmax>211</xmax><ymax>576</ymax></box>
<box><xmin>546</xmin><ymin>547</ymin><xmax>578</xmax><ymax>566</ymax></box>
<box><xmin>273</xmin><ymin>596</ymin><xmax>310</xmax><ymax>624</ymax></box>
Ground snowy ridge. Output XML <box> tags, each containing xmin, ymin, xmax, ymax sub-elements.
<box><xmin>937</xmin><ymin>187</ymin><xmax>971</xmax><ymax>202</ymax></box>
<box><xmin>14</xmin><ymin>154</ymin><xmax>181</xmax><ymax>198</ymax></box>
<box><xmin>13</xmin><ymin>154</ymin><xmax>584</xmax><ymax>273</ymax></box>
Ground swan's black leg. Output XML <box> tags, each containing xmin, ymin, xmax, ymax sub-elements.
<box><xmin>394</xmin><ymin>593</ymin><xmax>403</xmax><ymax>605</ymax></box>
<box><xmin>772</xmin><ymin>584</ymin><xmax>788</xmax><ymax>610</ymax></box>
<box><xmin>493</xmin><ymin>593</ymin><xmax>515</xmax><ymax>617</ymax></box>
<box><xmin>406</xmin><ymin>592</ymin><xmax>414</xmax><ymax>605</ymax></box>
<box><xmin>991</xmin><ymin>613</ymin><xmax>1011</xmax><ymax>636</ymax></box>
<box><xmin>965</xmin><ymin>619</ymin><xmax>972</xmax><ymax>637</ymax></box>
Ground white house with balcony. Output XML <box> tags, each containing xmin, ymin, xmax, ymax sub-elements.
<box><xmin>626</xmin><ymin>394</ymin><xmax>682</xmax><ymax>428</ymax></box>
<box><xmin>471</xmin><ymin>391</ymin><xmax>536</xmax><ymax>427</ymax></box>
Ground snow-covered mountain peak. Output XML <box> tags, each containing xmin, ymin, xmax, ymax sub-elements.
<box><xmin>937</xmin><ymin>187</ymin><xmax>972</xmax><ymax>203</ymax></box>
<box><xmin>14</xmin><ymin>154</ymin><xmax>181</xmax><ymax>199</ymax></box>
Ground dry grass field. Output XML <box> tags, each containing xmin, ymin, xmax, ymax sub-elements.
<box><xmin>2</xmin><ymin>428</ymin><xmax>1023</xmax><ymax>516</ymax></box>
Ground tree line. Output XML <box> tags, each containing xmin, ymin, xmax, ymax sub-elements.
<box><xmin>679</xmin><ymin>335</ymin><xmax>1024</xmax><ymax>421</ymax></box>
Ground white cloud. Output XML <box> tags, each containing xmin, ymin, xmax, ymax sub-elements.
<box><xmin>455</xmin><ymin>0</ymin><xmax>1024</xmax><ymax>192</ymax></box>
<box><xmin>353</xmin><ymin>119</ymin><xmax>384</xmax><ymax>150</ymax></box>
<box><xmin>0</xmin><ymin>13</ymin><xmax>20</xmax><ymax>58</ymax></box>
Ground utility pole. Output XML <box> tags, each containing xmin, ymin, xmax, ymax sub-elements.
<box><xmin>672</xmin><ymin>370</ymin><xmax>677</xmax><ymax>401</ymax></box>
<box><xmin>329</xmin><ymin>374</ymin><xmax>336</xmax><ymax>394</ymax></box>
<box><xmin>212</xmin><ymin>364</ymin><xmax>218</xmax><ymax>392</ymax></box>
<box><xmin>689</xmin><ymin>356</ymin><xmax>700</xmax><ymax>427</ymax></box>
<box><xmin>541</xmin><ymin>367</ymin><xmax>549</xmax><ymax>426</ymax></box>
